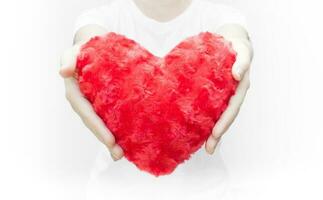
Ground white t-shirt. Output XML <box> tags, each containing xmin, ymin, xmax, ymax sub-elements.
<box><xmin>73</xmin><ymin>0</ymin><xmax>247</xmax><ymax>199</ymax></box>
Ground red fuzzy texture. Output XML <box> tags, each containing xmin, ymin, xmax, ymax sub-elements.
<box><xmin>76</xmin><ymin>32</ymin><xmax>237</xmax><ymax>176</ymax></box>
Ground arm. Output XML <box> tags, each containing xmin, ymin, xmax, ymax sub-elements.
<box><xmin>59</xmin><ymin>25</ymin><xmax>124</xmax><ymax>161</ymax></box>
<box><xmin>206</xmin><ymin>24</ymin><xmax>253</xmax><ymax>154</ymax></box>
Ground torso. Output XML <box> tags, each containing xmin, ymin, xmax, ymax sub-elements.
<box><xmin>75</xmin><ymin>0</ymin><xmax>247</xmax><ymax>199</ymax></box>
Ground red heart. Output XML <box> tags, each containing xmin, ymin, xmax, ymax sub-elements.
<box><xmin>76</xmin><ymin>32</ymin><xmax>237</xmax><ymax>176</ymax></box>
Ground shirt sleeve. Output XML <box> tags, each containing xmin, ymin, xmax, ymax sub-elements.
<box><xmin>201</xmin><ymin>3</ymin><xmax>248</xmax><ymax>32</ymax></box>
<box><xmin>73</xmin><ymin>5</ymin><xmax>112</xmax><ymax>36</ymax></box>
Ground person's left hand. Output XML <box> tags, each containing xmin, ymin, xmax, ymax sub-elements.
<box><xmin>205</xmin><ymin>31</ymin><xmax>253</xmax><ymax>154</ymax></box>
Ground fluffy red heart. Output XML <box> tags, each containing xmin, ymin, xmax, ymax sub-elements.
<box><xmin>76</xmin><ymin>32</ymin><xmax>237</xmax><ymax>176</ymax></box>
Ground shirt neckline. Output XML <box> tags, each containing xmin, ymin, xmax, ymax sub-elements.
<box><xmin>128</xmin><ymin>0</ymin><xmax>197</xmax><ymax>29</ymax></box>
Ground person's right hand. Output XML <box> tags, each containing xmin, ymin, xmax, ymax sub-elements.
<box><xmin>59</xmin><ymin>44</ymin><xmax>124</xmax><ymax>161</ymax></box>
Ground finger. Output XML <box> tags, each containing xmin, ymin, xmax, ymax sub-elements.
<box><xmin>59</xmin><ymin>45</ymin><xmax>81</xmax><ymax>78</ymax></box>
<box><xmin>110</xmin><ymin>145</ymin><xmax>124</xmax><ymax>161</ymax></box>
<box><xmin>59</xmin><ymin>66</ymin><xmax>75</xmax><ymax>78</ymax></box>
<box><xmin>64</xmin><ymin>78</ymin><xmax>124</xmax><ymax>159</ymax></box>
<box><xmin>205</xmin><ymin>73</ymin><xmax>249</xmax><ymax>154</ymax></box>
<box><xmin>205</xmin><ymin>136</ymin><xmax>221</xmax><ymax>155</ymax></box>
<box><xmin>64</xmin><ymin>77</ymin><xmax>115</xmax><ymax>147</ymax></box>
<box><xmin>212</xmin><ymin>70</ymin><xmax>250</xmax><ymax>139</ymax></box>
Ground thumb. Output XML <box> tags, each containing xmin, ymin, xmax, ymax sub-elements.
<box><xmin>205</xmin><ymin>136</ymin><xmax>221</xmax><ymax>155</ymax></box>
<box><xmin>232</xmin><ymin>58</ymin><xmax>250</xmax><ymax>81</ymax></box>
<box><xmin>231</xmin><ymin>40</ymin><xmax>252</xmax><ymax>81</ymax></box>
<box><xmin>59</xmin><ymin>44</ymin><xmax>81</xmax><ymax>78</ymax></box>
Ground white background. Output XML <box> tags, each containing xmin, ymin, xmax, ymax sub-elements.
<box><xmin>0</xmin><ymin>0</ymin><xmax>322</xmax><ymax>199</ymax></box>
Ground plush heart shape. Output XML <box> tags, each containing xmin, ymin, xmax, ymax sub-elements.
<box><xmin>76</xmin><ymin>32</ymin><xmax>237</xmax><ymax>176</ymax></box>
